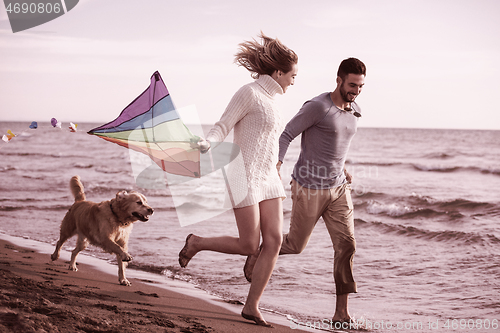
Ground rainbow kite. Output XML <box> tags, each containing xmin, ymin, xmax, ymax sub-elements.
<box><xmin>88</xmin><ymin>71</ymin><xmax>201</xmax><ymax>178</ymax></box>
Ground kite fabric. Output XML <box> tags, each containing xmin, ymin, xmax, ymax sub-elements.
<box><xmin>88</xmin><ymin>71</ymin><xmax>201</xmax><ymax>178</ymax></box>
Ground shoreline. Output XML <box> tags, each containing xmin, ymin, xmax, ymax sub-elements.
<box><xmin>0</xmin><ymin>232</ymin><xmax>313</xmax><ymax>332</ymax></box>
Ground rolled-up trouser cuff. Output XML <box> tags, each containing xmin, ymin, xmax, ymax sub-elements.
<box><xmin>336</xmin><ymin>282</ymin><xmax>357</xmax><ymax>295</ymax></box>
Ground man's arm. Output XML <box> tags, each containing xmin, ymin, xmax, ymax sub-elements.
<box><xmin>278</xmin><ymin>100</ymin><xmax>323</xmax><ymax>179</ymax></box>
<box><xmin>278</xmin><ymin>100</ymin><xmax>321</xmax><ymax>161</ymax></box>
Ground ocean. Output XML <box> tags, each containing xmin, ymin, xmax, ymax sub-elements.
<box><xmin>1</xmin><ymin>122</ymin><xmax>499</xmax><ymax>332</ymax></box>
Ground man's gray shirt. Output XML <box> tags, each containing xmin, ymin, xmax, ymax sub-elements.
<box><xmin>278</xmin><ymin>92</ymin><xmax>360</xmax><ymax>189</ymax></box>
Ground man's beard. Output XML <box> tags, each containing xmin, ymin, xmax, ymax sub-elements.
<box><xmin>340</xmin><ymin>83</ymin><xmax>357</xmax><ymax>103</ymax></box>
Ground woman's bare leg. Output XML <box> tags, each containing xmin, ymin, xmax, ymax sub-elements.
<box><xmin>179</xmin><ymin>204</ymin><xmax>261</xmax><ymax>260</ymax></box>
<box><xmin>179</xmin><ymin>198</ymin><xmax>283</xmax><ymax>324</ymax></box>
<box><xmin>242</xmin><ymin>198</ymin><xmax>283</xmax><ymax>322</ymax></box>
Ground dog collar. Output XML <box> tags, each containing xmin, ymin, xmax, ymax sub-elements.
<box><xmin>109</xmin><ymin>202</ymin><xmax>120</xmax><ymax>220</ymax></box>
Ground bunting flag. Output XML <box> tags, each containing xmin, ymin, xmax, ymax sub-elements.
<box><xmin>68</xmin><ymin>122</ymin><xmax>78</xmax><ymax>132</ymax></box>
<box><xmin>51</xmin><ymin>118</ymin><xmax>62</xmax><ymax>128</ymax></box>
<box><xmin>88</xmin><ymin>71</ymin><xmax>201</xmax><ymax>178</ymax></box>
<box><xmin>2</xmin><ymin>130</ymin><xmax>16</xmax><ymax>143</ymax></box>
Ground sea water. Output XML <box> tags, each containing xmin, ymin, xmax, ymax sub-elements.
<box><xmin>1</xmin><ymin>122</ymin><xmax>499</xmax><ymax>332</ymax></box>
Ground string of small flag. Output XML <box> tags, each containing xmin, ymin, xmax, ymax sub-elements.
<box><xmin>1</xmin><ymin>118</ymin><xmax>78</xmax><ymax>145</ymax></box>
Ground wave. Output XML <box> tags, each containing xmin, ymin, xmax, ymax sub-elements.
<box><xmin>423</xmin><ymin>152</ymin><xmax>455</xmax><ymax>159</ymax></box>
<box><xmin>412</xmin><ymin>164</ymin><xmax>500</xmax><ymax>175</ymax></box>
<box><xmin>412</xmin><ymin>164</ymin><xmax>462</xmax><ymax>173</ymax></box>
<box><xmin>437</xmin><ymin>198</ymin><xmax>497</xmax><ymax>211</ymax></box>
<box><xmin>0</xmin><ymin>204</ymin><xmax>70</xmax><ymax>212</ymax></box>
<box><xmin>348</xmin><ymin>160</ymin><xmax>500</xmax><ymax>176</ymax></box>
<box><xmin>354</xmin><ymin>191</ymin><xmax>391</xmax><ymax>201</ymax></box>
<box><xmin>95</xmin><ymin>167</ymin><xmax>126</xmax><ymax>174</ymax></box>
<box><xmin>355</xmin><ymin>193</ymin><xmax>500</xmax><ymax>220</ymax></box>
<box><xmin>346</xmin><ymin>159</ymin><xmax>402</xmax><ymax>167</ymax></box>
<box><xmin>0</xmin><ymin>151</ymin><xmax>86</xmax><ymax>159</ymax></box>
<box><xmin>126</xmin><ymin>262</ymin><xmax>168</xmax><ymax>275</ymax></box>
<box><xmin>0</xmin><ymin>166</ymin><xmax>17</xmax><ymax>172</ymax></box>
<box><xmin>0</xmin><ymin>200</ymin><xmax>176</xmax><ymax>213</ymax></box>
<box><xmin>362</xmin><ymin>201</ymin><xmax>460</xmax><ymax>219</ymax></box>
<box><xmin>355</xmin><ymin>219</ymin><xmax>500</xmax><ymax>246</ymax></box>
<box><xmin>72</xmin><ymin>163</ymin><xmax>93</xmax><ymax>169</ymax></box>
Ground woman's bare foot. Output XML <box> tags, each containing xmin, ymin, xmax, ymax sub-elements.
<box><xmin>178</xmin><ymin>234</ymin><xmax>197</xmax><ymax>268</ymax></box>
<box><xmin>241</xmin><ymin>307</ymin><xmax>273</xmax><ymax>328</ymax></box>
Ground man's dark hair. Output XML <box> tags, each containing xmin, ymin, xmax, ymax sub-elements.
<box><xmin>337</xmin><ymin>58</ymin><xmax>366</xmax><ymax>80</ymax></box>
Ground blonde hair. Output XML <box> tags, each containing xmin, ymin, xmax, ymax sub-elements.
<box><xmin>235</xmin><ymin>32</ymin><xmax>298</xmax><ymax>79</ymax></box>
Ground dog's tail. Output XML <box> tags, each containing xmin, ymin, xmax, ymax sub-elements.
<box><xmin>70</xmin><ymin>176</ymin><xmax>86</xmax><ymax>202</ymax></box>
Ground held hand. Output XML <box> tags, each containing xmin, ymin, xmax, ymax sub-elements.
<box><xmin>197</xmin><ymin>139</ymin><xmax>211</xmax><ymax>154</ymax></box>
<box><xmin>345</xmin><ymin>169</ymin><xmax>353</xmax><ymax>184</ymax></box>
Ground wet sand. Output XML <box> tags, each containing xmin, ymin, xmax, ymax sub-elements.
<box><xmin>0</xmin><ymin>237</ymin><xmax>308</xmax><ymax>332</ymax></box>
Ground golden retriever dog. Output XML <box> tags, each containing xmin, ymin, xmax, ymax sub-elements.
<box><xmin>51</xmin><ymin>176</ymin><xmax>153</xmax><ymax>286</ymax></box>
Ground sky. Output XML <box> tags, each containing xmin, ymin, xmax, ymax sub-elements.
<box><xmin>1</xmin><ymin>0</ymin><xmax>499</xmax><ymax>130</ymax></box>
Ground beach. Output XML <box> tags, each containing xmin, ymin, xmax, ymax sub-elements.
<box><xmin>0</xmin><ymin>235</ymin><xmax>308</xmax><ymax>333</ymax></box>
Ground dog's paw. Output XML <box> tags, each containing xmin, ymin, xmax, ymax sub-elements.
<box><xmin>50</xmin><ymin>253</ymin><xmax>59</xmax><ymax>261</ymax></box>
<box><xmin>68</xmin><ymin>265</ymin><xmax>78</xmax><ymax>272</ymax></box>
<box><xmin>120</xmin><ymin>279</ymin><xmax>132</xmax><ymax>286</ymax></box>
<box><xmin>121</xmin><ymin>253</ymin><xmax>133</xmax><ymax>262</ymax></box>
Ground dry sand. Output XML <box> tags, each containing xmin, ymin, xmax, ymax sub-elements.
<box><xmin>0</xmin><ymin>236</ymin><xmax>310</xmax><ymax>332</ymax></box>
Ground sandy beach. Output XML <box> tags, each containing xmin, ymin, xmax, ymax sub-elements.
<box><xmin>0</xmin><ymin>236</ymin><xmax>309</xmax><ymax>333</ymax></box>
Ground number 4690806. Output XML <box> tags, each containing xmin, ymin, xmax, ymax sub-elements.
<box><xmin>443</xmin><ymin>319</ymin><xmax>498</xmax><ymax>330</ymax></box>
<box><xmin>6</xmin><ymin>2</ymin><xmax>62</xmax><ymax>14</ymax></box>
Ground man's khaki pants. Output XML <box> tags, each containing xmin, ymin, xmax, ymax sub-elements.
<box><xmin>280</xmin><ymin>179</ymin><xmax>357</xmax><ymax>295</ymax></box>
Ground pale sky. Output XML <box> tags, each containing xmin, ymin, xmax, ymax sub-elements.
<box><xmin>1</xmin><ymin>0</ymin><xmax>499</xmax><ymax>130</ymax></box>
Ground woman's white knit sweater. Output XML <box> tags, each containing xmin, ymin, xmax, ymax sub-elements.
<box><xmin>206</xmin><ymin>75</ymin><xmax>286</xmax><ymax>208</ymax></box>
